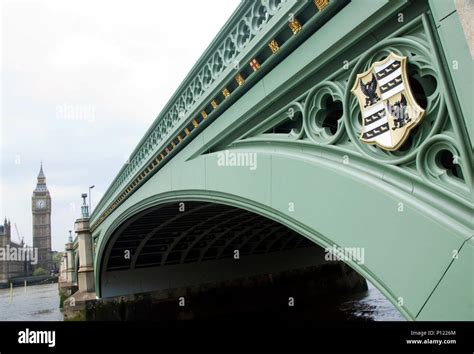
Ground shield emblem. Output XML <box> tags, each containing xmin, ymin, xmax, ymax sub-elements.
<box><xmin>351</xmin><ymin>53</ymin><xmax>425</xmax><ymax>151</ymax></box>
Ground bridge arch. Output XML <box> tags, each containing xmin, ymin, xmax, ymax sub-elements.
<box><xmin>93</xmin><ymin>137</ymin><xmax>471</xmax><ymax>322</ymax></box>
<box><xmin>96</xmin><ymin>192</ymin><xmax>409</xmax><ymax>318</ymax></box>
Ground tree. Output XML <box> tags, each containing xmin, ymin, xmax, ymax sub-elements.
<box><xmin>33</xmin><ymin>267</ymin><xmax>47</xmax><ymax>276</ymax></box>
<box><xmin>52</xmin><ymin>252</ymin><xmax>63</xmax><ymax>272</ymax></box>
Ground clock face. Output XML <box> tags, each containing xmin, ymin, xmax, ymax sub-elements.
<box><xmin>36</xmin><ymin>199</ymin><xmax>46</xmax><ymax>209</ymax></box>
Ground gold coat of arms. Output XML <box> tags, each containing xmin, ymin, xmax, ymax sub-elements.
<box><xmin>351</xmin><ymin>53</ymin><xmax>425</xmax><ymax>151</ymax></box>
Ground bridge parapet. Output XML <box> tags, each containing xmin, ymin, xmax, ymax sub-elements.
<box><xmin>90</xmin><ymin>0</ymin><xmax>348</xmax><ymax>230</ymax></box>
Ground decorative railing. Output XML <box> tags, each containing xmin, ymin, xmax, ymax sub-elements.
<box><xmin>234</xmin><ymin>13</ymin><xmax>473</xmax><ymax>228</ymax></box>
<box><xmin>90</xmin><ymin>0</ymin><xmax>345</xmax><ymax>230</ymax></box>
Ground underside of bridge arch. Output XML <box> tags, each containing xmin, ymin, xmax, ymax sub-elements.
<box><xmin>99</xmin><ymin>201</ymin><xmax>365</xmax><ymax>300</ymax></box>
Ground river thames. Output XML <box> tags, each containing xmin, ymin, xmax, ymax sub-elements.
<box><xmin>0</xmin><ymin>283</ymin><xmax>63</xmax><ymax>321</ymax></box>
<box><xmin>0</xmin><ymin>281</ymin><xmax>403</xmax><ymax>321</ymax></box>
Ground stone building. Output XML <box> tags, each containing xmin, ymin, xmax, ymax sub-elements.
<box><xmin>0</xmin><ymin>218</ymin><xmax>29</xmax><ymax>285</ymax></box>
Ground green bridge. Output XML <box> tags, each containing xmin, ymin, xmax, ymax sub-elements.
<box><xmin>59</xmin><ymin>0</ymin><xmax>473</xmax><ymax>321</ymax></box>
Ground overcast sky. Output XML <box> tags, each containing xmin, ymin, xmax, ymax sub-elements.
<box><xmin>0</xmin><ymin>0</ymin><xmax>240</xmax><ymax>251</ymax></box>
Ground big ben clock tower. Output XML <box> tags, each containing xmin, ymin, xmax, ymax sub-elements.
<box><xmin>32</xmin><ymin>162</ymin><xmax>52</xmax><ymax>272</ymax></box>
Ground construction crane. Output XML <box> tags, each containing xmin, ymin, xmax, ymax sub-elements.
<box><xmin>14</xmin><ymin>223</ymin><xmax>24</xmax><ymax>247</ymax></box>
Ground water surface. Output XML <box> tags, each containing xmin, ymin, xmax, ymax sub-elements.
<box><xmin>0</xmin><ymin>281</ymin><xmax>403</xmax><ymax>321</ymax></box>
<box><xmin>0</xmin><ymin>283</ymin><xmax>63</xmax><ymax>321</ymax></box>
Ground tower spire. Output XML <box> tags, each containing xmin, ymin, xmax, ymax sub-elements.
<box><xmin>35</xmin><ymin>161</ymin><xmax>48</xmax><ymax>192</ymax></box>
<box><xmin>38</xmin><ymin>161</ymin><xmax>45</xmax><ymax>179</ymax></box>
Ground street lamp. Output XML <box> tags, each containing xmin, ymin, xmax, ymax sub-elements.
<box><xmin>89</xmin><ymin>185</ymin><xmax>95</xmax><ymax>214</ymax></box>
<box><xmin>81</xmin><ymin>193</ymin><xmax>89</xmax><ymax>218</ymax></box>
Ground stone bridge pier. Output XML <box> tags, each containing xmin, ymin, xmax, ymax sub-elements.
<box><xmin>58</xmin><ymin>236</ymin><xmax>77</xmax><ymax>306</ymax></box>
<box><xmin>62</xmin><ymin>198</ymin><xmax>97</xmax><ymax>320</ymax></box>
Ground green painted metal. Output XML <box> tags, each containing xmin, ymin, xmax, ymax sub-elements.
<box><xmin>416</xmin><ymin>236</ymin><xmax>473</xmax><ymax>320</ymax></box>
<box><xmin>428</xmin><ymin>0</ymin><xmax>473</xmax><ymax>147</ymax></box>
<box><xmin>90</xmin><ymin>0</ymin><xmax>473</xmax><ymax>321</ymax></box>
<box><xmin>90</xmin><ymin>0</ymin><xmax>349</xmax><ymax>227</ymax></box>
